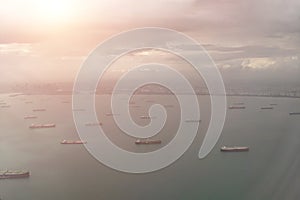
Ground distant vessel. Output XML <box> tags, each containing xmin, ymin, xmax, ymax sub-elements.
<box><xmin>33</xmin><ymin>108</ymin><xmax>46</xmax><ymax>112</ymax></box>
<box><xmin>233</xmin><ymin>102</ymin><xmax>244</xmax><ymax>105</ymax></box>
<box><xmin>25</xmin><ymin>101</ymin><xmax>33</xmax><ymax>104</ymax></box>
<box><xmin>289</xmin><ymin>112</ymin><xmax>300</xmax><ymax>115</ymax></box>
<box><xmin>0</xmin><ymin>170</ymin><xmax>30</xmax><ymax>179</ymax></box>
<box><xmin>140</xmin><ymin>116</ymin><xmax>155</xmax><ymax>119</ymax></box>
<box><xmin>130</xmin><ymin>105</ymin><xmax>140</xmax><ymax>108</ymax></box>
<box><xmin>228</xmin><ymin>106</ymin><xmax>246</xmax><ymax>109</ymax></box>
<box><xmin>24</xmin><ymin>115</ymin><xmax>37</xmax><ymax>119</ymax></box>
<box><xmin>1</xmin><ymin>105</ymin><xmax>10</xmax><ymax>108</ymax></box>
<box><xmin>164</xmin><ymin>105</ymin><xmax>174</xmax><ymax>108</ymax></box>
<box><xmin>260</xmin><ymin>107</ymin><xmax>274</xmax><ymax>110</ymax></box>
<box><xmin>60</xmin><ymin>140</ymin><xmax>87</xmax><ymax>144</ymax></box>
<box><xmin>85</xmin><ymin>122</ymin><xmax>102</xmax><ymax>126</ymax></box>
<box><xmin>270</xmin><ymin>103</ymin><xmax>277</xmax><ymax>106</ymax></box>
<box><xmin>220</xmin><ymin>146</ymin><xmax>249</xmax><ymax>152</ymax></box>
<box><xmin>185</xmin><ymin>119</ymin><xmax>201</xmax><ymax>123</ymax></box>
<box><xmin>29</xmin><ymin>123</ymin><xmax>56</xmax><ymax>129</ymax></box>
<box><xmin>105</xmin><ymin>113</ymin><xmax>119</xmax><ymax>116</ymax></box>
<box><xmin>135</xmin><ymin>139</ymin><xmax>162</xmax><ymax>145</ymax></box>
<box><xmin>129</xmin><ymin>101</ymin><xmax>135</xmax><ymax>105</ymax></box>
<box><xmin>145</xmin><ymin>100</ymin><xmax>155</xmax><ymax>103</ymax></box>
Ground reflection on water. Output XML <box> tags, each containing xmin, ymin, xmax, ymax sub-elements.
<box><xmin>0</xmin><ymin>94</ymin><xmax>300</xmax><ymax>200</ymax></box>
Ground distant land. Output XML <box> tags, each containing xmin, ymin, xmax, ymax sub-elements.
<box><xmin>1</xmin><ymin>82</ymin><xmax>300</xmax><ymax>99</ymax></box>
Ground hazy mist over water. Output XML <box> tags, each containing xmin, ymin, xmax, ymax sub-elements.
<box><xmin>1</xmin><ymin>0</ymin><xmax>300</xmax><ymax>199</ymax></box>
<box><xmin>0</xmin><ymin>94</ymin><xmax>300</xmax><ymax>199</ymax></box>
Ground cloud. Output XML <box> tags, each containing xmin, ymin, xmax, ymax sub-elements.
<box><xmin>241</xmin><ymin>58</ymin><xmax>276</xmax><ymax>69</ymax></box>
<box><xmin>0</xmin><ymin>43</ymin><xmax>33</xmax><ymax>55</ymax></box>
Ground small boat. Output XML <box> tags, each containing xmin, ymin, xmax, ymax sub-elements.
<box><xmin>233</xmin><ymin>102</ymin><xmax>244</xmax><ymax>105</ymax></box>
<box><xmin>85</xmin><ymin>122</ymin><xmax>102</xmax><ymax>126</ymax></box>
<box><xmin>0</xmin><ymin>170</ymin><xmax>30</xmax><ymax>179</ymax></box>
<box><xmin>25</xmin><ymin>101</ymin><xmax>33</xmax><ymax>104</ymax></box>
<box><xmin>24</xmin><ymin>115</ymin><xmax>37</xmax><ymax>119</ymax></box>
<box><xmin>220</xmin><ymin>146</ymin><xmax>249</xmax><ymax>152</ymax></box>
<box><xmin>270</xmin><ymin>103</ymin><xmax>277</xmax><ymax>106</ymax></box>
<box><xmin>140</xmin><ymin>116</ymin><xmax>154</xmax><ymax>119</ymax></box>
<box><xmin>135</xmin><ymin>139</ymin><xmax>162</xmax><ymax>145</ymax></box>
<box><xmin>1</xmin><ymin>105</ymin><xmax>10</xmax><ymax>108</ymax></box>
<box><xmin>105</xmin><ymin>113</ymin><xmax>119</xmax><ymax>116</ymax></box>
<box><xmin>164</xmin><ymin>105</ymin><xmax>174</xmax><ymax>108</ymax></box>
<box><xmin>289</xmin><ymin>112</ymin><xmax>300</xmax><ymax>115</ymax></box>
<box><xmin>260</xmin><ymin>107</ymin><xmax>274</xmax><ymax>110</ymax></box>
<box><xmin>229</xmin><ymin>106</ymin><xmax>246</xmax><ymax>109</ymax></box>
<box><xmin>29</xmin><ymin>123</ymin><xmax>56</xmax><ymax>129</ymax></box>
<box><xmin>32</xmin><ymin>108</ymin><xmax>46</xmax><ymax>112</ymax></box>
<box><xmin>185</xmin><ymin>119</ymin><xmax>201</xmax><ymax>123</ymax></box>
<box><xmin>129</xmin><ymin>101</ymin><xmax>135</xmax><ymax>105</ymax></box>
<box><xmin>145</xmin><ymin>100</ymin><xmax>155</xmax><ymax>103</ymax></box>
<box><xmin>130</xmin><ymin>105</ymin><xmax>141</xmax><ymax>108</ymax></box>
<box><xmin>60</xmin><ymin>140</ymin><xmax>87</xmax><ymax>144</ymax></box>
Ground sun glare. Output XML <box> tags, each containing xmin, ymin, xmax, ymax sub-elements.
<box><xmin>37</xmin><ymin>0</ymin><xmax>72</xmax><ymax>23</ymax></box>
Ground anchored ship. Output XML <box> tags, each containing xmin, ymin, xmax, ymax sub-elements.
<box><xmin>220</xmin><ymin>146</ymin><xmax>249</xmax><ymax>152</ymax></box>
<box><xmin>185</xmin><ymin>119</ymin><xmax>201</xmax><ymax>123</ymax></box>
<box><xmin>135</xmin><ymin>139</ymin><xmax>162</xmax><ymax>145</ymax></box>
<box><xmin>33</xmin><ymin>108</ymin><xmax>46</xmax><ymax>112</ymax></box>
<box><xmin>261</xmin><ymin>107</ymin><xmax>274</xmax><ymax>109</ymax></box>
<box><xmin>105</xmin><ymin>113</ymin><xmax>119</xmax><ymax>116</ymax></box>
<box><xmin>61</xmin><ymin>140</ymin><xmax>87</xmax><ymax>144</ymax></box>
<box><xmin>140</xmin><ymin>115</ymin><xmax>154</xmax><ymax>119</ymax></box>
<box><xmin>29</xmin><ymin>123</ymin><xmax>56</xmax><ymax>129</ymax></box>
<box><xmin>233</xmin><ymin>102</ymin><xmax>244</xmax><ymax>105</ymax></box>
<box><xmin>24</xmin><ymin>115</ymin><xmax>37</xmax><ymax>119</ymax></box>
<box><xmin>85</xmin><ymin>122</ymin><xmax>102</xmax><ymax>126</ymax></box>
<box><xmin>228</xmin><ymin>106</ymin><xmax>246</xmax><ymax>109</ymax></box>
<box><xmin>289</xmin><ymin>112</ymin><xmax>300</xmax><ymax>115</ymax></box>
<box><xmin>0</xmin><ymin>170</ymin><xmax>30</xmax><ymax>179</ymax></box>
<box><xmin>1</xmin><ymin>105</ymin><xmax>10</xmax><ymax>108</ymax></box>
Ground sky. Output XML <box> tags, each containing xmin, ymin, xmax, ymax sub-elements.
<box><xmin>0</xmin><ymin>0</ymin><xmax>299</xmax><ymax>88</ymax></box>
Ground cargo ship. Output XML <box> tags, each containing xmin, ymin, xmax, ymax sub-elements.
<box><xmin>0</xmin><ymin>170</ymin><xmax>30</xmax><ymax>179</ymax></box>
<box><xmin>105</xmin><ymin>113</ymin><xmax>119</xmax><ymax>116</ymax></box>
<box><xmin>24</xmin><ymin>115</ymin><xmax>37</xmax><ymax>119</ymax></box>
<box><xmin>60</xmin><ymin>140</ymin><xmax>87</xmax><ymax>144</ymax></box>
<box><xmin>1</xmin><ymin>105</ymin><xmax>10</xmax><ymax>108</ymax></box>
<box><xmin>33</xmin><ymin>108</ymin><xmax>46</xmax><ymax>112</ymax></box>
<box><xmin>289</xmin><ymin>112</ymin><xmax>300</xmax><ymax>115</ymax></box>
<box><xmin>85</xmin><ymin>122</ymin><xmax>102</xmax><ymax>126</ymax></box>
<box><xmin>233</xmin><ymin>102</ymin><xmax>244</xmax><ymax>105</ymax></box>
<box><xmin>135</xmin><ymin>139</ymin><xmax>162</xmax><ymax>145</ymax></box>
<box><xmin>140</xmin><ymin>115</ymin><xmax>154</xmax><ymax>119</ymax></box>
<box><xmin>228</xmin><ymin>106</ymin><xmax>246</xmax><ymax>109</ymax></box>
<box><xmin>220</xmin><ymin>146</ymin><xmax>249</xmax><ymax>152</ymax></box>
<box><xmin>29</xmin><ymin>123</ymin><xmax>56</xmax><ymax>129</ymax></box>
<box><xmin>185</xmin><ymin>119</ymin><xmax>201</xmax><ymax>123</ymax></box>
<box><xmin>260</xmin><ymin>107</ymin><xmax>274</xmax><ymax>110</ymax></box>
<box><xmin>164</xmin><ymin>104</ymin><xmax>174</xmax><ymax>108</ymax></box>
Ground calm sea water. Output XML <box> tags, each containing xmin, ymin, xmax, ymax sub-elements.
<box><xmin>0</xmin><ymin>94</ymin><xmax>300</xmax><ymax>200</ymax></box>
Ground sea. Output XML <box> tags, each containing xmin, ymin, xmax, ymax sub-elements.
<box><xmin>0</xmin><ymin>93</ymin><xmax>300</xmax><ymax>200</ymax></box>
